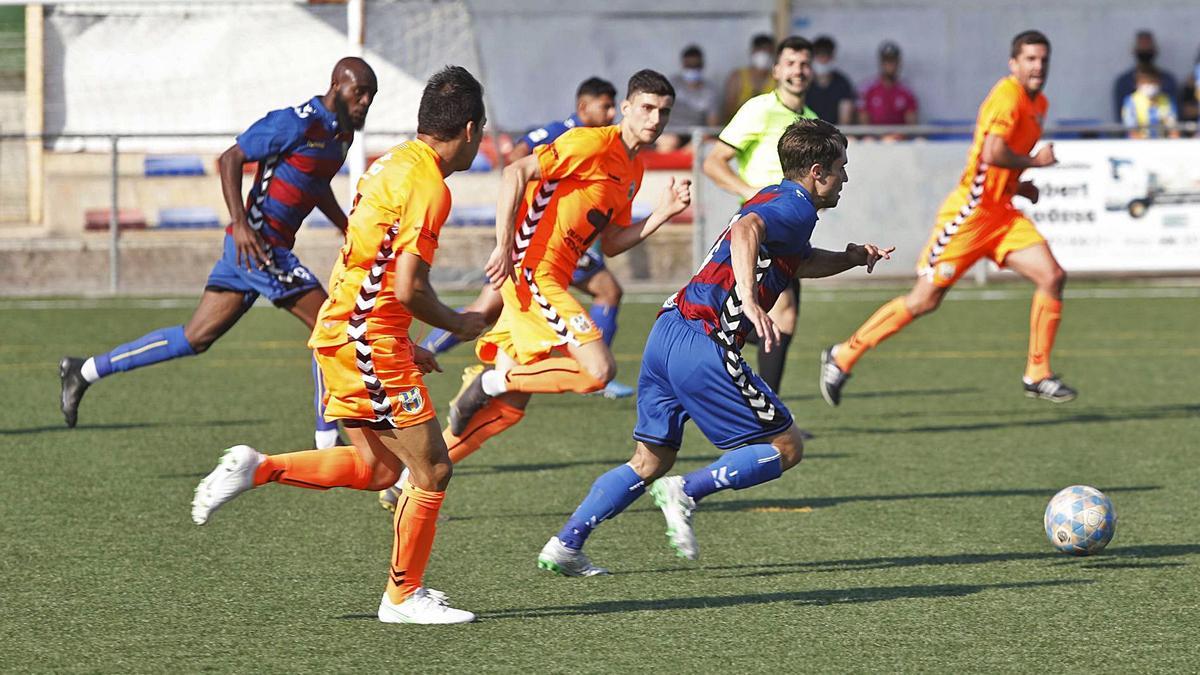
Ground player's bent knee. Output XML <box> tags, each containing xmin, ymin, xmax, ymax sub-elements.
<box><xmin>367</xmin><ymin>464</ymin><xmax>401</xmax><ymax>491</ymax></box>
<box><xmin>629</xmin><ymin>444</ymin><xmax>676</xmax><ymax>481</ymax></box>
<box><xmin>773</xmin><ymin>427</ymin><xmax>805</xmax><ymax>470</ymax></box>
<box><xmin>408</xmin><ymin>459</ymin><xmax>453</xmax><ymax>492</ymax></box>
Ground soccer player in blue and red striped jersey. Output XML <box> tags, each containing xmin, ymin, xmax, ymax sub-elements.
<box><xmin>538</xmin><ymin>118</ymin><xmax>893</xmax><ymax>575</ymax></box>
<box><xmin>59</xmin><ymin>57</ymin><xmax>377</xmax><ymax>450</ymax></box>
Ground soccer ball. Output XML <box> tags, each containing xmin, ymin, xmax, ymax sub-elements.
<box><xmin>1043</xmin><ymin>485</ymin><xmax>1116</xmax><ymax>556</ymax></box>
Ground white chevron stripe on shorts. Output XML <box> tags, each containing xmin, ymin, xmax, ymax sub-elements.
<box><xmin>925</xmin><ymin>162</ymin><xmax>989</xmax><ymax>270</ymax></box>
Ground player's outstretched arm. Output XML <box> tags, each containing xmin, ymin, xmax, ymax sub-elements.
<box><xmin>218</xmin><ymin>144</ymin><xmax>268</xmax><ymax>269</ymax></box>
<box><xmin>394</xmin><ymin>252</ymin><xmax>489</xmax><ymax>341</ymax></box>
<box><xmin>601</xmin><ymin>177</ymin><xmax>692</xmax><ymax>257</ymax></box>
<box><xmin>702</xmin><ymin>142</ymin><xmax>758</xmax><ymax>201</ymax></box>
<box><xmin>981</xmin><ymin>134</ymin><xmax>1056</xmax><ymax>170</ymax></box>
<box><xmin>486</xmin><ymin>154</ymin><xmax>542</xmax><ymax>288</ymax></box>
<box><xmin>314</xmin><ymin>183</ymin><xmax>349</xmax><ymax>234</ymax></box>
<box><xmin>729</xmin><ymin>212</ymin><xmax>780</xmax><ymax>353</ymax></box>
<box><xmin>797</xmin><ymin>243</ymin><xmax>894</xmax><ymax>278</ymax></box>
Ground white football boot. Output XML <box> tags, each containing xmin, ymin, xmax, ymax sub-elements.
<box><xmin>191</xmin><ymin>445</ymin><xmax>264</xmax><ymax>525</ymax></box>
<box><xmin>377</xmin><ymin>587</ymin><xmax>475</xmax><ymax>624</ymax></box>
<box><xmin>536</xmin><ymin>536</ymin><xmax>610</xmax><ymax>577</ymax></box>
<box><xmin>648</xmin><ymin>475</ymin><xmax>699</xmax><ymax>560</ymax></box>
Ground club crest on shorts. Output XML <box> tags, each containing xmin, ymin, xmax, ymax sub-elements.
<box><xmin>570</xmin><ymin>314</ymin><xmax>596</xmax><ymax>334</ymax></box>
<box><xmin>397</xmin><ymin>386</ymin><xmax>424</xmax><ymax>414</ymax></box>
<box><xmin>936</xmin><ymin>262</ymin><xmax>956</xmax><ymax>281</ymax></box>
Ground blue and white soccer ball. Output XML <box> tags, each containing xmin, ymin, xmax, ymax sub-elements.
<box><xmin>1044</xmin><ymin>485</ymin><xmax>1116</xmax><ymax>556</ymax></box>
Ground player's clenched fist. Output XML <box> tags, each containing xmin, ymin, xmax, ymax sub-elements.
<box><xmin>1031</xmin><ymin>142</ymin><xmax>1056</xmax><ymax>168</ymax></box>
<box><xmin>411</xmin><ymin>345</ymin><xmax>442</xmax><ymax>374</ymax></box>
<box><xmin>656</xmin><ymin>176</ymin><xmax>693</xmax><ymax>219</ymax></box>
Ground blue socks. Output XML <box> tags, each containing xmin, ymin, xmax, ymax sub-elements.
<box><xmin>92</xmin><ymin>324</ymin><xmax>195</xmax><ymax>378</ymax></box>
<box><xmin>682</xmin><ymin>443</ymin><xmax>783</xmax><ymax>503</ymax></box>
<box><xmin>557</xmin><ymin>463</ymin><xmax>646</xmax><ymax>550</ymax></box>
<box><xmin>312</xmin><ymin>353</ymin><xmax>338</xmax><ymax>432</ymax></box>
<box><xmin>420</xmin><ymin>307</ymin><xmax>465</xmax><ymax>354</ymax></box>
<box><xmin>589</xmin><ymin>303</ymin><xmax>618</xmax><ymax>346</ymax></box>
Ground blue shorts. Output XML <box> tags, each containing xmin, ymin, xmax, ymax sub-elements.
<box><xmin>633</xmin><ymin>310</ymin><xmax>793</xmax><ymax>451</ymax></box>
<box><xmin>570</xmin><ymin>247</ymin><xmax>607</xmax><ymax>287</ymax></box>
<box><xmin>204</xmin><ymin>233</ymin><xmax>322</xmax><ymax>307</ymax></box>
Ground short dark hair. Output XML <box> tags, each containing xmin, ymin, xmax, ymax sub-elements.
<box><xmin>682</xmin><ymin>44</ymin><xmax>703</xmax><ymax>60</ymax></box>
<box><xmin>751</xmin><ymin>33</ymin><xmax>774</xmax><ymax>51</ymax></box>
<box><xmin>778</xmin><ymin>118</ymin><xmax>847</xmax><ymax>181</ymax></box>
<box><xmin>417</xmin><ymin>65</ymin><xmax>484</xmax><ymax>140</ymax></box>
<box><xmin>626</xmin><ymin>69</ymin><xmax>675</xmax><ymax>101</ymax></box>
<box><xmin>576</xmin><ymin>76</ymin><xmax>617</xmax><ymax>100</ymax></box>
<box><xmin>813</xmin><ymin>35</ymin><xmax>836</xmax><ymax>56</ymax></box>
<box><xmin>1011</xmin><ymin>30</ymin><xmax>1050</xmax><ymax>58</ymax></box>
<box><xmin>776</xmin><ymin>35</ymin><xmax>813</xmax><ymax>59</ymax></box>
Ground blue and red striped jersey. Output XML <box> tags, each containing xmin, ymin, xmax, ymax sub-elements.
<box><xmin>231</xmin><ymin>96</ymin><xmax>352</xmax><ymax>248</ymax></box>
<box><xmin>517</xmin><ymin>113</ymin><xmax>581</xmax><ymax>151</ymax></box>
<box><xmin>664</xmin><ymin>180</ymin><xmax>817</xmax><ymax>349</ymax></box>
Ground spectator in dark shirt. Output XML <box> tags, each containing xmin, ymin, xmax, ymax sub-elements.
<box><xmin>858</xmin><ymin>41</ymin><xmax>918</xmax><ymax>134</ymax></box>
<box><xmin>806</xmin><ymin>35</ymin><xmax>856</xmax><ymax>125</ymax></box>
<box><xmin>1112</xmin><ymin>31</ymin><xmax>1178</xmax><ymax>122</ymax></box>
<box><xmin>661</xmin><ymin>44</ymin><xmax>720</xmax><ymax>151</ymax></box>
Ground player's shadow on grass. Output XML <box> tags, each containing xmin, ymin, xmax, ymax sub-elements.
<box><xmin>827</xmin><ymin>403</ymin><xmax>1200</xmax><ymax>435</ymax></box>
<box><xmin>477</xmin><ymin>579</ymin><xmax>1091</xmax><ymax>619</ymax></box>
<box><xmin>0</xmin><ymin>418</ymin><xmax>269</xmax><ymax>435</ymax></box>
<box><xmin>701</xmin><ymin>543</ymin><xmax>1199</xmax><ymax>578</ymax></box>
<box><xmin>453</xmin><ymin>452</ymin><xmax>852</xmax><ymax>478</ymax></box>
<box><xmin>781</xmin><ymin>386</ymin><xmax>982</xmax><ymax>403</ymax></box>
<box><xmin>706</xmin><ymin>484</ymin><xmax>1160</xmax><ymax>514</ymax></box>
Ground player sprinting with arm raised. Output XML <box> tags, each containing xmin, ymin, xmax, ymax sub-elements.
<box><xmin>59</xmin><ymin>58</ymin><xmax>377</xmax><ymax>450</ymax></box>
<box><xmin>189</xmin><ymin>66</ymin><xmax>490</xmax><ymax>625</ymax></box>
<box><xmin>538</xmin><ymin>118</ymin><xmax>892</xmax><ymax>574</ymax></box>
<box><xmin>418</xmin><ymin>77</ymin><xmax>638</xmax><ymax>399</ymax></box>
<box><xmin>819</xmin><ymin>30</ymin><xmax>1073</xmax><ymax>406</ymax></box>
<box><xmin>440</xmin><ymin>70</ymin><xmax>691</xmax><ymax>466</ymax></box>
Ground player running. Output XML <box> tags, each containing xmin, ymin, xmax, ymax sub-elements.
<box><xmin>420</xmin><ymin>77</ymin><xmax>638</xmax><ymax>399</ymax></box>
<box><xmin>819</xmin><ymin>30</ymin><xmax>1074</xmax><ymax>406</ymax></box>
<box><xmin>190</xmin><ymin>66</ymin><xmax>489</xmax><ymax>624</ymax></box>
<box><xmin>440</xmin><ymin>70</ymin><xmax>692</xmax><ymax>467</ymax></box>
<box><xmin>703</xmin><ymin>36</ymin><xmax>818</xmax><ymax>396</ymax></box>
<box><xmin>538</xmin><ymin>118</ymin><xmax>892</xmax><ymax>574</ymax></box>
<box><xmin>59</xmin><ymin>57</ymin><xmax>377</xmax><ymax>450</ymax></box>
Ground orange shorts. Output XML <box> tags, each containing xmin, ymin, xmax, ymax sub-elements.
<box><xmin>917</xmin><ymin>195</ymin><xmax>1046</xmax><ymax>287</ymax></box>
<box><xmin>477</xmin><ymin>269</ymin><xmax>603</xmax><ymax>366</ymax></box>
<box><xmin>315</xmin><ymin>336</ymin><xmax>434</xmax><ymax>430</ymax></box>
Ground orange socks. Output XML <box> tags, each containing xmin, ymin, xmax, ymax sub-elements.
<box><xmin>503</xmin><ymin>357</ymin><xmax>605</xmax><ymax>394</ymax></box>
<box><xmin>445</xmin><ymin>399</ymin><xmax>526</xmax><ymax>463</ymax></box>
<box><xmin>834</xmin><ymin>296</ymin><xmax>914</xmax><ymax>372</ymax></box>
<box><xmin>1025</xmin><ymin>291</ymin><xmax>1062</xmax><ymax>382</ymax></box>
<box><xmin>385</xmin><ymin>483</ymin><xmax>445</xmax><ymax>604</ymax></box>
<box><xmin>252</xmin><ymin>445</ymin><xmax>372</xmax><ymax>490</ymax></box>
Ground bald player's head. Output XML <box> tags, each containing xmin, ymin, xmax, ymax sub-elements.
<box><xmin>328</xmin><ymin>57</ymin><xmax>378</xmax><ymax>130</ymax></box>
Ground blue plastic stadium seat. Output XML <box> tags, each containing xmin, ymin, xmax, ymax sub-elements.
<box><xmin>927</xmin><ymin>119</ymin><xmax>975</xmax><ymax>141</ymax></box>
<box><xmin>157</xmin><ymin>207</ymin><xmax>221</xmax><ymax>229</ymax></box>
<box><xmin>447</xmin><ymin>204</ymin><xmax>495</xmax><ymax>227</ymax></box>
<box><xmin>144</xmin><ymin>155</ymin><xmax>206</xmax><ymax>177</ymax></box>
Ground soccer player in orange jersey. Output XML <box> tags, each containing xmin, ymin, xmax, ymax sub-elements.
<box><xmin>442</xmin><ymin>70</ymin><xmax>692</xmax><ymax>464</ymax></box>
<box><xmin>819</xmin><ymin>30</ymin><xmax>1077</xmax><ymax>406</ymax></box>
<box><xmin>189</xmin><ymin>66</ymin><xmax>490</xmax><ymax>625</ymax></box>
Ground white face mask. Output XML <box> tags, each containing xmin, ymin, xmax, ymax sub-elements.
<box><xmin>812</xmin><ymin>60</ymin><xmax>834</xmax><ymax>77</ymax></box>
<box><xmin>1138</xmin><ymin>83</ymin><xmax>1161</xmax><ymax>98</ymax></box>
<box><xmin>681</xmin><ymin>68</ymin><xmax>703</xmax><ymax>84</ymax></box>
<box><xmin>750</xmin><ymin>50</ymin><xmax>773</xmax><ymax>70</ymax></box>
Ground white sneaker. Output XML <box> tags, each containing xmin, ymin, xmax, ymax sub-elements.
<box><xmin>377</xmin><ymin>587</ymin><xmax>475</xmax><ymax>624</ymax></box>
<box><xmin>378</xmin><ymin>468</ymin><xmax>409</xmax><ymax>513</ymax></box>
<box><xmin>648</xmin><ymin>475</ymin><xmax>699</xmax><ymax>560</ymax></box>
<box><xmin>536</xmin><ymin>536</ymin><xmax>610</xmax><ymax>577</ymax></box>
<box><xmin>191</xmin><ymin>445</ymin><xmax>264</xmax><ymax>525</ymax></box>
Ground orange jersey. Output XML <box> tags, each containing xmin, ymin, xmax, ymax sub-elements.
<box><xmin>512</xmin><ymin>126</ymin><xmax>644</xmax><ymax>284</ymax></box>
<box><xmin>956</xmin><ymin>76</ymin><xmax>1048</xmax><ymax>205</ymax></box>
<box><xmin>309</xmin><ymin>140</ymin><xmax>450</xmax><ymax>348</ymax></box>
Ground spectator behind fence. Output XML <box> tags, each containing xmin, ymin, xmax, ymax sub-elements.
<box><xmin>806</xmin><ymin>35</ymin><xmax>856</xmax><ymax>125</ymax></box>
<box><xmin>1112</xmin><ymin>30</ymin><xmax>1178</xmax><ymax>122</ymax></box>
<box><xmin>661</xmin><ymin>45</ymin><xmax>720</xmax><ymax>151</ymax></box>
<box><xmin>858</xmin><ymin>41</ymin><xmax>918</xmax><ymax>135</ymax></box>
<box><xmin>1122</xmin><ymin>65</ymin><xmax>1179</xmax><ymax>138</ymax></box>
<box><xmin>721</xmin><ymin>33</ymin><xmax>776</xmax><ymax>122</ymax></box>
